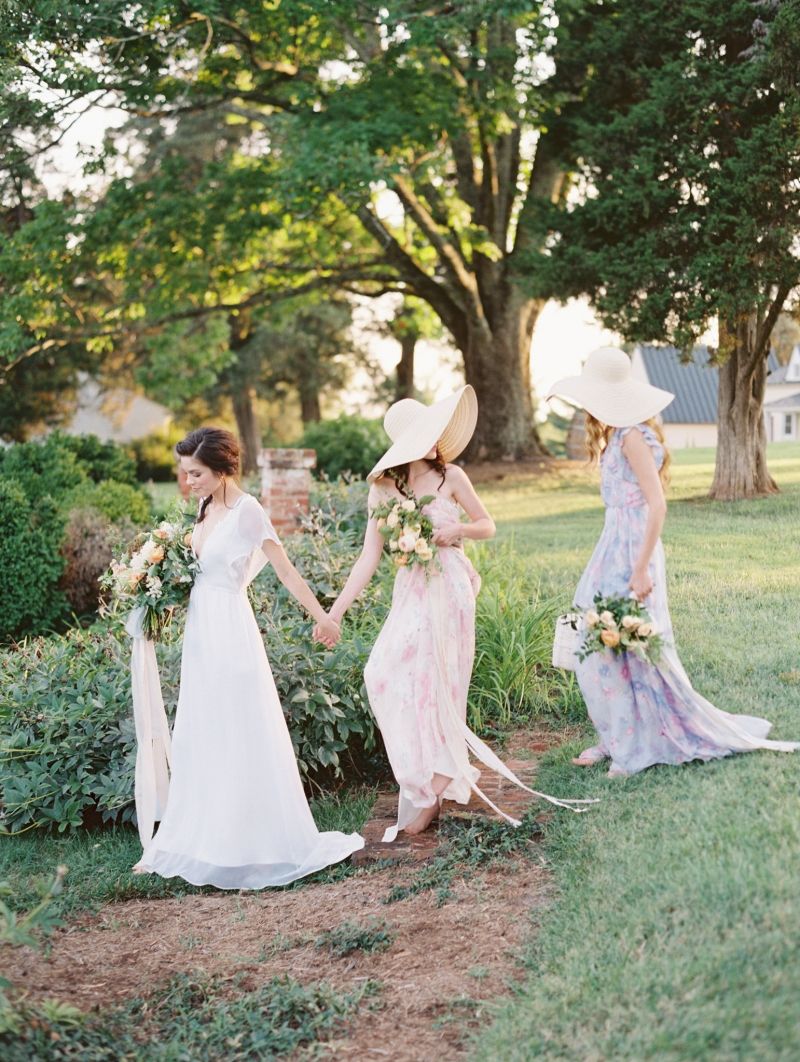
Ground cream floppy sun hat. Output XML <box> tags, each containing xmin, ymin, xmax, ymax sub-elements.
<box><xmin>546</xmin><ymin>346</ymin><xmax>674</xmax><ymax>427</ymax></box>
<box><xmin>367</xmin><ymin>385</ymin><xmax>478</xmax><ymax>484</ymax></box>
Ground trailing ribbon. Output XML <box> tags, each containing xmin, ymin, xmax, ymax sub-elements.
<box><xmin>125</xmin><ymin>607</ymin><xmax>172</xmax><ymax>849</ymax></box>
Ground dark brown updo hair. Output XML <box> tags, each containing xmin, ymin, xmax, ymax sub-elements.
<box><xmin>382</xmin><ymin>445</ymin><xmax>447</xmax><ymax>496</ymax></box>
<box><xmin>175</xmin><ymin>427</ymin><xmax>240</xmax><ymax>522</ymax></box>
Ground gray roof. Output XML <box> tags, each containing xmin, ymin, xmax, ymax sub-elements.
<box><xmin>768</xmin><ymin>363</ymin><xmax>790</xmax><ymax>383</ymax></box>
<box><xmin>637</xmin><ymin>346</ymin><xmax>781</xmax><ymax>424</ymax></box>
<box><xmin>764</xmin><ymin>393</ymin><xmax>800</xmax><ymax>412</ymax></box>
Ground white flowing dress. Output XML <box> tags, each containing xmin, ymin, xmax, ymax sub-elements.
<box><xmin>138</xmin><ymin>494</ymin><xmax>364</xmax><ymax>888</ymax></box>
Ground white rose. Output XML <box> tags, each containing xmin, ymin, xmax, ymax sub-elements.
<box><xmin>416</xmin><ymin>543</ymin><xmax>433</xmax><ymax>562</ymax></box>
<box><xmin>401</xmin><ymin>499</ymin><xmax>416</xmax><ymax>512</ymax></box>
<box><xmin>621</xmin><ymin>615</ymin><xmax>640</xmax><ymax>630</ymax></box>
<box><xmin>585</xmin><ymin>609</ymin><xmax>600</xmax><ymax>627</ymax></box>
<box><xmin>599</xmin><ymin>610</ymin><xmax>616</xmax><ymax>628</ymax></box>
<box><xmin>398</xmin><ymin>531</ymin><xmax>418</xmax><ymax>553</ymax></box>
<box><xmin>130</xmin><ymin>549</ymin><xmax>148</xmax><ymax>572</ymax></box>
<box><xmin>386</xmin><ymin>512</ymin><xmax>400</xmax><ymax>529</ymax></box>
<box><xmin>389</xmin><ymin>538</ymin><xmax>399</xmax><ymax>551</ymax></box>
<box><xmin>637</xmin><ymin>622</ymin><xmax>654</xmax><ymax>638</ymax></box>
<box><xmin>414</xmin><ymin>538</ymin><xmax>430</xmax><ymax>555</ymax></box>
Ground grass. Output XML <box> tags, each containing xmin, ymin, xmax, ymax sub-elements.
<box><xmin>0</xmin><ymin>788</ymin><xmax>377</xmax><ymax>919</ymax></box>
<box><xmin>2</xmin><ymin>971</ymin><xmax>380</xmax><ymax>1060</ymax></box>
<box><xmin>469</xmin><ymin>441</ymin><xmax>800</xmax><ymax>1059</ymax></box>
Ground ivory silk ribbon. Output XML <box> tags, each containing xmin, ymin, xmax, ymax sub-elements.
<box><xmin>125</xmin><ymin>607</ymin><xmax>172</xmax><ymax>849</ymax></box>
<box><xmin>427</xmin><ymin>556</ymin><xmax>598</xmax><ymax>821</ymax></box>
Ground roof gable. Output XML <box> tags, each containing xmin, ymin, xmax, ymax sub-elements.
<box><xmin>636</xmin><ymin>346</ymin><xmax>782</xmax><ymax>424</ymax></box>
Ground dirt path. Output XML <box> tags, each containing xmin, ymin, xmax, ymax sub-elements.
<box><xmin>5</xmin><ymin>730</ymin><xmax>571</xmax><ymax>1059</ymax></box>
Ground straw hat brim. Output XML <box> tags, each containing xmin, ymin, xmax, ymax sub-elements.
<box><xmin>367</xmin><ymin>385</ymin><xmax>478</xmax><ymax>484</ymax></box>
<box><xmin>546</xmin><ymin>375</ymin><xmax>674</xmax><ymax>428</ymax></box>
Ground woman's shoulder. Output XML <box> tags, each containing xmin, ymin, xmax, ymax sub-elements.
<box><xmin>619</xmin><ymin>423</ymin><xmax>661</xmax><ymax>446</ymax></box>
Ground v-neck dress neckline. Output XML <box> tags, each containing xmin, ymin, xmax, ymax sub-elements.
<box><xmin>192</xmin><ymin>495</ymin><xmax>245</xmax><ymax>560</ymax></box>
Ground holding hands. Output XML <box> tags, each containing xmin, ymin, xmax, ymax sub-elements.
<box><xmin>313</xmin><ymin>613</ymin><xmax>341</xmax><ymax>649</ymax></box>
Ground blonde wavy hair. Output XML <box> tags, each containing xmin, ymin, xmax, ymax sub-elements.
<box><xmin>584</xmin><ymin>413</ymin><xmax>671</xmax><ymax>486</ymax></box>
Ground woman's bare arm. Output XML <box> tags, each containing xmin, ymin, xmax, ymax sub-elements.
<box><xmin>622</xmin><ymin>429</ymin><xmax>667</xmax><ymax>601</ymax></box>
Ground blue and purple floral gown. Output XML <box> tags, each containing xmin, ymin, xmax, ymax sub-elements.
<box><xmin>574</xmin><ymin>424</ymin><xmax>797</xmax><ymax>774</ymax></box>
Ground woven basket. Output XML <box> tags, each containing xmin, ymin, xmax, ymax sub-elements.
<box><xmin>552</xmin><ymin>612</ymin><xmax>582</xmax><ymax>671</ymax></box>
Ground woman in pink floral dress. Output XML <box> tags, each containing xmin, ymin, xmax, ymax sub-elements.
<box><xmin>320</xmin><ymin>387</ymin><xmax>588</xmax><ymax>839</ymax></box>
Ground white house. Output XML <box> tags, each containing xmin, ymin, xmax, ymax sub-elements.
<box><xmin>63</xmin><ymin>375</ymin><xmax>172</xmax><ymax>443</ymax></box>
<box><xmin>629</xmin><ymin>345</ymin><xmax>787</xmax><ymax>449</ymax></box>
<box><xmin>763</xmin><ymin>345</ymin><xmax>800</xmax><ymax>443</ymax></box>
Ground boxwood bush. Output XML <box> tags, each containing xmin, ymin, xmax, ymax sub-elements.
<box><xmin>299</xmin><ymin>415</ymin><xmax>387</xmax><ymax>479</ymax></box>
<box><xmin>0</xmin><ymin>434</ymin><xmax>152</xmax><ymax>639</ymax></box>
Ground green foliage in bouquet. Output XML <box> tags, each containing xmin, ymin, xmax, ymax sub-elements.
<box><xmin>578</xmin><ymin>593</ymin><xmax>663</xmax><ymax>663</ymax></box>
<box><xmin>371</xmin><ymin>492</ymin><xmax>438</xmax><ymax>571</ymax></box>
<box><xmin>101</xmin><ymin>510</ymin><xmax>200</xmax><ymax>641</ymax></box>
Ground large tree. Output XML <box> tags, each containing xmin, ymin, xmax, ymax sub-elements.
<box><xmin>531</xmin><ymin>0</ymin><xmax>800</xmax><ymax>499</ymax></box>
<box><xmin>2</xmin><ymin>1</ymin><xmax>574</xmax><ymax>459</ymax></box>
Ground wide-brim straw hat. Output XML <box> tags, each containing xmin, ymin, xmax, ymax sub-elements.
<box><xmin>367</xmin><ymin>385</ymin><xmax>478</xmax><ymax>484</ymax></box>
<box><xmin>546</xmin><ymin>346</ymin><xmax>674</xmax><ymax>427</ymax></box>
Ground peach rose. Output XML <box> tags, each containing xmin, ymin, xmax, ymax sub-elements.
<box><xmin>184</xmin><ymin>531</ymin><xmax>193</xmax><ymax>546</ymax></box>
<box><xmin>150</xmin><ymin>545</ymin><xmax>165</xmax><ymax>564</ymax></box>
<box><xmin>601</xmin><ymin>629</ymin><xmax>620</xmax><ymax>648</ymax></box>
<box><xmin>394</xmin><ymin>552</ymin><xmax>410</xmax><ymax>566</ymax></box>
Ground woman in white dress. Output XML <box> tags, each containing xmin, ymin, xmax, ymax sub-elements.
<box><xmin>135</xmin><ymin>427</ymin><xmax>363</xmax><ymax>888</ymax></box>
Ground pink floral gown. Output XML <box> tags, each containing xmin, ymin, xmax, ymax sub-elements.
<box><xmin>365</xmin><ymin>493</ymin><xmax>576</xmax><ymax>841</ymax></box>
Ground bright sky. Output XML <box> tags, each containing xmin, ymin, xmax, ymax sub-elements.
<box><xmin>42</xmin><ymin>103</ymin><xmax>618</xmax><ymax>418</ymax></box>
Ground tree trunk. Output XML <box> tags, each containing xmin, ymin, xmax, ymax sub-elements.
<box><xmin>709</xmin><ymin>317</ymin><xmax>778</xmax><ymax>500</ymax></box>
<box><xmin>299</xmin><ymin>383</ymin><xmax>321</xmax><ymax>423</ymax></box>
<box><xmin>231</xmin><ymin>386</ymin><xmax>261</xmax><ymax>475</ymax></box>
<box><xmin>395</xmin><ymin>334</ymin><xmax>416</xmax><ymax>400</ymax></box>
<box><xmin>460</xmin><ymin>296</ymin><xmax>546</xmax><ymax>460</ymax></box>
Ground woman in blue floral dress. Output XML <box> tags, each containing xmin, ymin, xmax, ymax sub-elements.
<box><xmin>549</xmin><ymin>347</ymin><xmax>798</xmax><ymax>777</ymax></box>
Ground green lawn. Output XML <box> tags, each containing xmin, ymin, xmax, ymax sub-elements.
<box><xmin>472</xmin><ymin>442</ymin><xmax>800</xmax><ymax>1060</ymax></box>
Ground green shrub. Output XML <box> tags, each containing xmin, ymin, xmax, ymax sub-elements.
<box><xmin>66</xmin><ymin>479</ymin><xmax>152</xmax><ymax>525</ymax></box>
<box><xmin>0</xmin><ymin>437</ymin><xmax>152</xmax><ymax>637</ymax></box>
<box><xmin>0</xmin><ymin>435</ymin><xmax>87</xmax><ymax>506</ymax></box>
<box><xmin>129</xmin><ymin>425</ymin><xmax>185</xmax><ymax>482</ymax></box>
<box><xmin>60</xmin><ymin>510</ymin><xmax>136</xmax><ymax>616</ymax></box>
<box><xmin>56</xmin><ymin>433</ymin><xmax>138</xmax><ymax>487</ymax></box>
<box><xmin>0</xmin><ymin>481</ymin><xmax>67</xmax><ymax>639</ymax></box>
<box><xmin>299</xmin><ymin>415</ymin><xmax>387</xmax><ymax>479</ymax></box>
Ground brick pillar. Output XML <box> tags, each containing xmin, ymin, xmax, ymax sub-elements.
<box><xmin>258</xmin><ymin>448</ymin><xmax>316</xmax><ymax>535</ymax></box>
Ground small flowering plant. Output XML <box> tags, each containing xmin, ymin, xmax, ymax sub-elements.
<box><xmin>101</xmin><ymin>509</ymin><xmax>201</xmax><ymax>640</ymax></box>
<box><xmin>371</xmin><ymin>492</ymin><xmax>439</xmax><ymax>572</ymax></box>
<box><xmin>577</xmin><ymin>592</ymin><xmax>663</xmax><ymax>664</ymax></box>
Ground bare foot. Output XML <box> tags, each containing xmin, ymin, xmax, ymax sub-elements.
<box><xmin>571</xmin><ymin>745</ymin><xmax>608</xmax><ymax>767</ymax></box>
<box><xmin>132</xmin><ymin>863</ymin><xmax>151</xmax><ymax>875</ymax></box>
<box><xmin>403</xmin><ymin>800</ymin><xmax>441</xmax><ymax>836</ymax></box>
<box><xmin>607</xmin><ymin>766</ymin><xmax>630</xmax><ymax>778</ymax></box>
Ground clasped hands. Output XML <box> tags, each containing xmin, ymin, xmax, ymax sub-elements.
<box><xmin>313</xmin><ymin>613</ymin><xmax>341</xmax><ymax>649</ymax></box>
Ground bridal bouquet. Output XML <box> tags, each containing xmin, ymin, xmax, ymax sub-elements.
<box><xmin>578</xmin><ymin>593</ymin><xmax>663</xmax><ymax>664</ymax></box>
<box><xmin>101</xmin><ymin>511</ymin><xmax>200</xmax><ymax>640</ymax></box>
<box><xmin>371</xmin><ymin>493</ymin><xmax>438</xmax><ymax>571</ymax></box>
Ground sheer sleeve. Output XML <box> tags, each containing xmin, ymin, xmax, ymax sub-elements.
<box><xmin>238</xmin><ymin>495</ymin><xmax>280</xmax><ymax>551</ymax></box>
<box><xmin>232</xmin><ymin>496</ymin><xmax>281</xmax><ymax>586</ymax></box>
<box><xmin>619</xmin><ymin>423</ymin><xmax>665</xmax><ymax>471</ymax></box>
